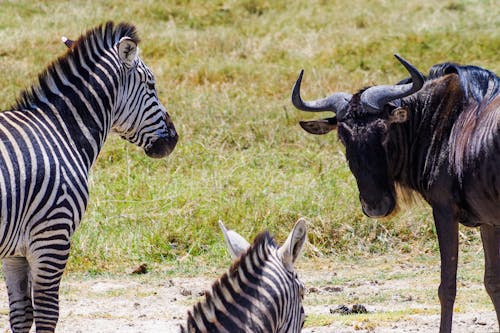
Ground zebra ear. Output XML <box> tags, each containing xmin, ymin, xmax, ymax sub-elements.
<box><xmin>219</xmin><ymin>221</ymin><xmax>250</xmax><ymax>260</ymax></box>
<box><xmin>61</xmin><ymin>36</ymin><xmax>74</xmax><ymax>48</ymax></box>
<box><xmin>117</xmin><ymin>37</ymin><xmax>138</xmax><ymax>67</ymax></box>
<box><xmin>278</xmin><ymin>218</ymin><xmax>307</xmax><ymax>271</ymax></box>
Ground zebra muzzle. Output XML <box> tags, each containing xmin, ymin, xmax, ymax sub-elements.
<box><xmin>145</xmin><ymin>132</ymin><xmax>178</xmax><ymax>158</ymax></box>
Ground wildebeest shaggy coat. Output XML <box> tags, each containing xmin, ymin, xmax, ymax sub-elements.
<box><xmin>291</xmin><ymin>54</ymin><xmax>500</xmax><ymax>333</ymax></box>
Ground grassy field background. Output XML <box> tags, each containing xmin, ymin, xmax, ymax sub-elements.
<box><xmin>0</xmin><ymin>0</ymin><xmax>498</xmax><ymax>274</ymax></box>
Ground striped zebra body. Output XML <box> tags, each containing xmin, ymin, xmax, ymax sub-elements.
<box><xmin>0</xmin><ymin>22</ymin><xmax>177</xmax><ymax>332</ymax></box>
<box><xmin>181</xmin><ymin>219</ymin><xmax>307</xmax><ymax>333</ymax></box>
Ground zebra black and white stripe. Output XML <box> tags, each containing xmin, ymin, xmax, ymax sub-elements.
<box><xmin>0</xmin><ymin>22</ymin><xmax>177</xmax><ymax>333</ymax></box>
<box><xmin>181</xmin><ymin>219</ymin><xmax>307</xmax><ymax>333</ymax></box>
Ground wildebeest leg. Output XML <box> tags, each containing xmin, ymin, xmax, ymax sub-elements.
<box><xmin>433</xmin><ymin>207</ymin><xmax>459</xmax><ymax>333</ymax></box>
<box><xmin>480</xmin><ymin>224</ymin><xmax>500</xmax><ymax>330</ymax></box>
<box><xmin>2</xmin><ymin>257</ymin><xmax>34</xmax><ymax>333</ymax></box>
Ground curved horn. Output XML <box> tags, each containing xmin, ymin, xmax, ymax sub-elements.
<box><xmin>361</xmin><ymin>54</ymin><xmax>425</xmax><ymax>113</ymax></box>
<box><xmin>291</xmin><ymin>70</ymin><xmax>352</xmax><ymax>116</ymax></box>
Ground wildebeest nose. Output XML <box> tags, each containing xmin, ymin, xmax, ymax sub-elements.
<box><xmin>360</xmin><ymin>194</ymin><xmax>395</xmax><ymax>218</ymax></box>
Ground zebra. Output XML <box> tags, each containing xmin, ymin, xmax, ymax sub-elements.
<box><xmin>180</xmin><ymin>219</ymin><xmax>307</xmax><ymax>333</ymax></box>
<box><xmin>0</xmin><ymin>22</ymin><xmax>178</xmax><ymax>332</ymax></box>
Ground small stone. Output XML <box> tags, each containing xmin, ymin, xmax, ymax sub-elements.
<box><xmin>180</xmin><ymin>288</ymin><xmax>192</xmax><ymax>296</ymax></box>
<box><xmin>131</xmin><ymin>263</ymin><xmax>148</xmax><ymax>275</ymax></box>
<box><xmin>323</xmin><ymin>286</ymin><xmax>343</xmax><ymax>293</ymax></box>
<box><xmin>330</xmin><ymin>305</ymin><xmax>350</xmax><ymax>315</ymax></box>
<box><xmin>351</xmin><ymin>304</ymin><xmax>368</xmax><ymax>314</ymax></box>
<box><xmin>308</xmin><ymin>287</ymin><xmax>320</xmax><ymax>293</ymax></box>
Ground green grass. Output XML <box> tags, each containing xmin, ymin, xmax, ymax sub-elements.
<box><xmin>0</xmin><ymin>0</ymin><xmax>498</xmax><ymax>273</ymax></box>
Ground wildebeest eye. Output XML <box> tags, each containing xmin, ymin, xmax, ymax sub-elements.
<box><xmin>338</xmin><ymin>123</ymin><xmax>354</xmax><ymax>142</ymax></box>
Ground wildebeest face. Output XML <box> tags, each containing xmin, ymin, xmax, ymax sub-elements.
<box><xmin>292</xmin><ymin>54</ymin><xmax>424</xmax><ymax>218</ymax></box>
<box><xmin>337</xmin><ymin>108</ymin><xmax>397</xmax><ymax>218</ymax></box>
<box><xmin>300</xmin><ymin>103</ymin><xmax>406</xmax><ymax>217</ymax></box>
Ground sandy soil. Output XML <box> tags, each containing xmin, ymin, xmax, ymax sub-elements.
<box><xmin>0</xmin><ymin>256</ymin><xmax>497</xmax><ymax>332</ymax></box>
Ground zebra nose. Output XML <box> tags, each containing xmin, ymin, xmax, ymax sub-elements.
<box><xmin>145</xmin><ymin>130</ymin><xmax>178</xmax><ymax>158</ymax></box>
<box><xmin>167</xmin><ymin>127</ymin><xmax>178</xmax><ymax>139</ymax></box>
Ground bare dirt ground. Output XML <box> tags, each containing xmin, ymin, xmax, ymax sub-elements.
<box><xmin>0</xmin><ymin>254</ymin><xmax>497</xmax><ymax>332</ymax></box>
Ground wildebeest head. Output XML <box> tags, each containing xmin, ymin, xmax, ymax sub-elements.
<box><xmin>292</xmin><ymin>55</ymin><xmax>424</xmax><ymax>218</ymax></box>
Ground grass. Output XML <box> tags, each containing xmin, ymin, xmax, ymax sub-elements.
<box><xmin>0</xmin><ymin>0</ymin><xmax>498</xmax><ymax>273</ymax></box>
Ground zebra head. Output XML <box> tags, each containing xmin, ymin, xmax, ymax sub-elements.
<box><xmin>215</xmin><ymin>219</ymin><xmax>307</xmax><ymax>332</ymax></box>
<box><xmin>111</xmin><ymin>36</ymin><xmax>178</xmax><ymax>158</ymax></box>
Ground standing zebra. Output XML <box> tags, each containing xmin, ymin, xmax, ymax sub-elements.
<box><xmin>0</xmin><ymin>22</ymin><xmax>178</xmax><ymax>332</ymax></box>
<box><xmin>181</xmin><ymin>219</ymin><xmax>307</xmax><ymax>333</ymax></box>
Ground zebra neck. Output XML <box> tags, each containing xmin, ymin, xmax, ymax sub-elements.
<box><xmin>16</xmin><ymin>56</ymin><xmax>120</xmax><ymax>170</ymax></box>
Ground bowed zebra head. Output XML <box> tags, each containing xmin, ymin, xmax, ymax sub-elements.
<box><xmin>181</xmin><ymin>219</ymin><xmax>307</xmax><ymax>333</ymax></box>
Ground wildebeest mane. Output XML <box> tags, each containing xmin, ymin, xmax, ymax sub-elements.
<box><xmin>429</xmin><ymin>62</ymin><xmax>500</xmax><ymax>105</ymax></box>
<box><xmin>427</xmin><ymin>63</ymin><xmax>500</xmax><ymax>177</ymax></box>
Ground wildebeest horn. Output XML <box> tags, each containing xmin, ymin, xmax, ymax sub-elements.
<box><xmin>61</xmin><ymin>36</ymin><xmax>74</xmax><ymax>48</ymax></box>
<box><xmin>291</xmin><ymin>70</ymin><xmax>352</xmax><ymax>117</ymax></box>
<box><xmin>361</xmin><ymin>54</ymin><xmax>425</xmax><ymax>113</ymax></box>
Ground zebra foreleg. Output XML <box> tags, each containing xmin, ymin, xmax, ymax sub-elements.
<box><xmin>2</xmin><ymin>257</ymin><xmax>34</xmax><ymax>333</ymax></box>
<box><xmin>29</xmin><ymin>248</ymin><xmax>70</xmax><ymax>333</ymax></box>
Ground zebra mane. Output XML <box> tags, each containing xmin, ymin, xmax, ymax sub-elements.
<box><xmin>13</xmin><ymin>21</ymin><xmax>139</xmax><ymax>111</ymax></box>
<box><xmin>226</xmin><ymin>231</ymin><xmax>275</xmax><ymax>274</ymax></box>
<box><xmin>181</xmin><ymin>231</ymin><xmax>277</xmax><ymax>332</ymax></box>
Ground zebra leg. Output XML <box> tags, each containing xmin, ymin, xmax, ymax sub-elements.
<box><xmin>29</xmin><ymin>246</ymin><xmax>70</xmax><ymax>333</ymax></box>
<box><xmin>2</xmin><ymin>257</ymin><xmax>34</xmax><ymax>333</ymax></box>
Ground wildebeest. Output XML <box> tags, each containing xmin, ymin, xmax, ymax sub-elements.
<box><xmin>291</xmin><ymin>54</ymin><xmax>500</xmax><ymax>332</ymax></box>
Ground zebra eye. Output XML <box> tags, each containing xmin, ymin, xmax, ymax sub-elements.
<box><xmin>295</xmin><ymin>275</ymin><xmax>305</xmax><ymax>299</ymax></box>
<box><xmin>146</xmin><ymin>82</ymin><xmax>155</xmax><ymax>90</ymax></box>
